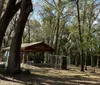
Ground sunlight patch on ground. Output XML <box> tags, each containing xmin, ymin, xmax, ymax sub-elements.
<box><xmin>1</xmin><ymin>64</ymin><xmax>100</xmax><ymax>85</ymax></box>
<box><xmin>70</xmin><ymin>80</ymin><xmax>100</xmax><ymax>84</ymax></box>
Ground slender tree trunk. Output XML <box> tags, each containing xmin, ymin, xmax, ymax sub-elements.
<box><xmin>85</xmin><ymin>50</ymin><xmax>88</xmax><ymax>70</ymax></box>
<box><xmin>91</xmin><ymin>52</ymin><xmax>94</xmax><ymax>67</ymax></box>
<box><xmin>27</xmin><ymin>20</ymin><xmax>31</xmax><ymax>43</ymax></box>
<box><xmin>54</xmin><ymin>0</ymin><xmax>62</xmax><ymax>54</ymax></box>
<box><xmin>6</xmin><ymin>0</ymin><xmax>33</xmax><ymax>74</ymax></box>
<box><xmin>0</xmin><ymin>0</ymin><xmax>21</xmax><ymax>49</ymax></box>
<box><xmin>75</xmin><ymin>55</ymin><xmax>79</xmax><ymax>66</ymax></box>
<box><xmin>76</xmin><ymin>0</ymin><xmax>84</xmax><ymax>71</ymax></box>
<box><xmin>97</xmin><ymin>56</ymin><xmax>100</xmax><ymax>68</ymax></box>
<box><xmin>54</xmin><ymin>15</ymin><xmax>60</xmax><ymax>54</ymax></box>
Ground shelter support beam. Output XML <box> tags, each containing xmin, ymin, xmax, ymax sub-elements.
<box><xmin>23</xmin><ymin>51</ymin><xmax>28</xmax><ymax>63</ymax></box>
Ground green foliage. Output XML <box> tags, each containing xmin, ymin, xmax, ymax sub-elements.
<box><xmin>21</xmin><ymin>0</ymin><xmax>100</xmax><ymax>66</ymax></box>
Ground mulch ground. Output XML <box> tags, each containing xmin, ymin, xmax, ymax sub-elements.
<box><xmin>0</xmin><ymin>64</ymin><xmax>100</xmax><ymax>85</ymax></box>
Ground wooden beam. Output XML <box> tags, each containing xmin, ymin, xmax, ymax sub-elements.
<box><xmin>23</xmin><ymin>51</ymin><xmax>28</xmax><ymax>63</ymax></box>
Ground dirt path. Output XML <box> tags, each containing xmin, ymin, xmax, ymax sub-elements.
<box><xmin>0</xmin><ymin>64</ymin><xmax>100</xmax><ymax>85</ymax></box>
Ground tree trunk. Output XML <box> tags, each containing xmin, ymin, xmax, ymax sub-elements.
<box><xmin>0</xmin><ymin>0</ymin><xmax>5</xmax><ymax>18</ymax></box>
<box><xmin>80</xmin><ymin>50</ymin><xmax>84</xmax><ymax>71</ymax></box>
<box><xmin>75</xmin><ymin>55</ymin><xmax>79</xmax><ymax>66</ymax></box>
<box><xmin>27</xmin><ymin>20</ymin><xmax>31</xmax><ymax>43</ymax></box>
<box><xmin>91</xmin><ymin>53</ymin><xmax>94</xmax><ymax>67</ymax></box>
<box><xmin>54</xmin><ymin>16</ymin><xmax>60</xmax><ymax>54</ymax></box>
<box><xmin>97</xmin><ymin>56</ymin><xmax>100</xmax><ymax>68</ymax></box>
<box><xmin>85</xmin><ymin>51</ymin><xmax>88</xmax><ymax>70</ymax></box>
<box><xmin>54</xmin><ymin>0</ymin><xmax>62</xmax><ymax>54</ymax></box>
<box><xmin>76</xmin><ymin>0</ymin><xmax>84</xmax><ymax>71</ymax></box>
<box><xmin>6</xmin><ymin>0</ymin><xmax>33</xmax><ymax>74</ymax></box>
<box><xmin>0</xmin><ymin>0</ymin><xmax>21</xmax><ymax>49</ymax></box>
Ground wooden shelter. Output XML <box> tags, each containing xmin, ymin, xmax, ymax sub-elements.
<box><xmin>2</xmin><ymin>41</ymin><xmax>54</xmax><ymax>63</ymax></box>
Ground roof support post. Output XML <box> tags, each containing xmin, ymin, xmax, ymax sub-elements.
<box><xmin>23</xmin><ymin>51</ymin><xmax>28</xmax><ymax>63</ymax></box>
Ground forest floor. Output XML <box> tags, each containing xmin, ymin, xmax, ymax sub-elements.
<box><xmin>0</xmin><ymin>64</ymin><xmax>100</xmax><ymax>85</ymax></box>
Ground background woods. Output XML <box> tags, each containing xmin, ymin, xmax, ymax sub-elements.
<box><xmin>0</xmin><ymin>0</ymin><xmax>100</xmax><ymax>74</ymax></box>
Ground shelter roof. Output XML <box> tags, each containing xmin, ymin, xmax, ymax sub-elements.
<box><xmin>2</xmin><ymin>41</ymin><xmax>54</xmax><ymax>52</ymax></box>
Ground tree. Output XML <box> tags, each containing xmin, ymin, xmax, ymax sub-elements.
<box><xmin>23</xmin><ymin>19</ymin><xmax>41</xmax><ymax>43</ymax></box>
<box><xmin>0</xmin><ymin>0</ymin><xmax>21</xmax><ymax>49</ymax></box>
<box><xmin>40</xmin><ymin>0</ymin><xmax>71</xmax><ymax>55</ymax></box>
<box><xmin>0</xmin><ymin>0</ymin><xmax>5</xmax><ymax>18</ymax></box>
<box><xmin>3</xmin><ymin>13</ymin><xmax>19</xmax><ymax>47</ymax></box>
<box><xmin>6</xmin><ymin>0</ymin><xmax>33</xmax><ymax>74</ymax></box>
<box><xmin>76</xmin><ymin>0</ymin><xmax>84</xmax><ymax>71</ymax></box>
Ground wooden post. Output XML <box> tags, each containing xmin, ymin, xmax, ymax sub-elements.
<box><xmin>60</xmin><ymin>56</ymin><xmax>62</xmax><ymax>69</ymax></box>
<box><xmin>55</xmin><ymin>55</ymin><xmax>57</xmax><ymax>69</ymax></box>
<box><xmin>23</xmin><ymin>51</ymin><xmax>27</xmax><ymax>63</ymax></box>
<box><xmin>22</xmin><ymin>53</ymin><xmax>25</xmax><ymax>63</ymax></box>
<box><xmin>27</xmin><ymin>52</ymin><xmax>29</xmax><ymax>62</ymax></box>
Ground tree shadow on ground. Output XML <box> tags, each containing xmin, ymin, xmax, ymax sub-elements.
<box><xmin>27</xmin><ymin>63</ymin><xmax>55</xmax><ymax>68</ymax></box>
<box><xmin>0</xmin><ymin>72</ymin><xmax>100</xmax><ymax>85</ymax></box>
